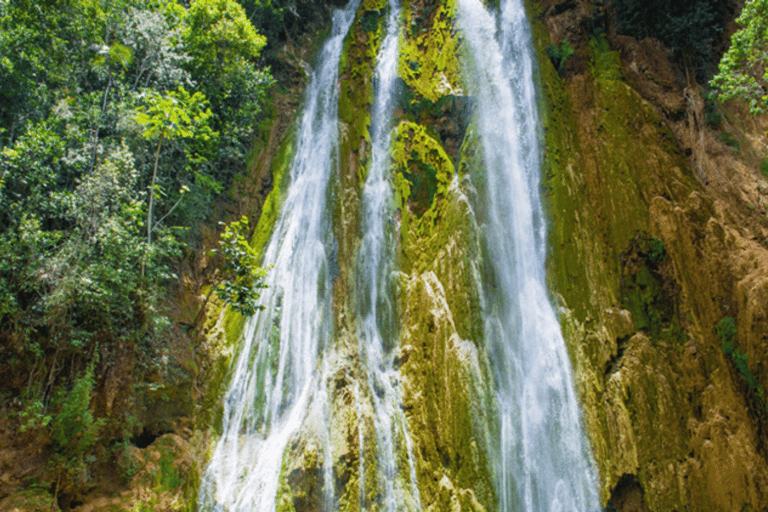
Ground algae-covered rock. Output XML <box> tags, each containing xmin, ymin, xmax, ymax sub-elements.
<box><xmin>532</xmin><ymin>2</ymin><xmax>768</xmax><ymax>509</ymax></box>
<box><xmin>393</xmin><ymin>111</ymin><xmax>495</xmax><ymax>510</ymax></box>
<box><xmin>398</xmin><ymin>271</ymin><xmax>496</xmax><ymax>512</ymax></box>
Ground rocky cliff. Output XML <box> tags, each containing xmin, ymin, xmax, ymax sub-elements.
<box><xmin>536</xmin><ymin>0</ymin><xmax>768</xmax><ymax>510</ymax></box>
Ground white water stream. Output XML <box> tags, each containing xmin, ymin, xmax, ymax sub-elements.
<box><xmin>198</xmin><ymin>2</ymin><xmax>360</xmax><ymax>510</ymax></box>
<box><xmin>458</xmin><ymin>0</ymin><xmax>600</xmax><ymax>510</ymax></box>
<box><xmin>354</xmin><ymin>2</ymin><xmax>422</xmax><ymax>510</ymax></box>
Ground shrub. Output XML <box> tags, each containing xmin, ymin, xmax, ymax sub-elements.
<box><xmin>49</xmin><ymin>364</ymin><xmax>105</xmax><ymax>489</ymax></box>
<box><xmin>546</xmin><ymin>39</ymin><xmax>574</xmax><ymax>73</ymax></box>
<box><xmin>212</xmin><ymin>216</ymin><xmax>269</xmax><ymax>316</ymax></box>
<box><xmin>717</xmin><ymin>131</ymin><xmax>740</xmax><ymax>152</ymax></box>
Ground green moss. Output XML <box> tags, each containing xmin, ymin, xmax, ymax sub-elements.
<box><xmin>198</xmin><ymin>289</ymin><xmax>247</xmax><ymax>435</ymax></box>
<box><xmin>392</xmin><ymin>121</ymin><xmax>453</xmax><ymax>219</ymax></box>
<box><xmin>391</xmin><ymin>110</ymin><xmax>494</xmax><ymax>510</ymax></box>
<box><xmin>718</xmin><ymin>317</ymin><xmax>767</xmax><ymax>413</ymax></box>
<box><xmin>397</xmin><ymin>274</ymin><xmax>496</xmax><ymax>511</ymax></box>
<box><xmin>588</xmin><ymin>31</ymin><xmax>624</xmax><ymax>81</ymax></box>
<box><xmin>530</xmin><ymin>9</ymin><xmax>707</xmax><ymax>508</ymax></box>
<box><xmin>0</xmin><ymin>487</ymin><xmax>57</xmax><ymax>512</ymax></box>
<box><xmin>276</xmin><ymin>457</ymin><xmax>299</xmax><ymax>512</ymax></box>
<box><xmin>535</xmin><ymin>26</ymin><xmax>594</xmax><ymax>323</ymax></box>
<box><xmin>398</xmin><ymin>0</ymin><xmax>462</xmax><ymax>103</ymax></box>
<box><xmin>251</xmin><ymin>125</ymin><xmax>296</xmax><ymax>259</ymax></box>
<box><xmin>540</xmin><ymin>32</ymin><xmax>690</xmax><ymax>325</ymax></box>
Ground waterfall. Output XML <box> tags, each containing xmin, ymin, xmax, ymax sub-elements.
<box><xmin>199</xmin><ymin>0</ymin><xmax>600</xmax><ymax>510</ymax></box>
<box><xmin>354</xmin><ymin>1</ymin><xmax>423</xmax><ymax>510</ymax></box>
<box><xmin>197</xmin><ymin>1</ymin><xmax>360</xmax><ymax>510</ymax></box>
<box><xmin>457</xmin><ymin>0</ymin><xmax>601</xmax><ymax>511</ymax></box>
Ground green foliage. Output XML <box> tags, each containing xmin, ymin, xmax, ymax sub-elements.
<box><xmin>136</xmin><ymin>86</ymin><xmax>217</xmax><ymax>245</ymax></box>
<box><xmin>18</xmin><ymin>399</ymin><xmax>52</xmax><ymax>433</ymax></box>
<box><xmin>545</xmin><ymin>39</ymin><xmax>574</xmax><ymax>72</ymax></box>
<box><xmin>0</xmin><ymin>0</ymin><xmax>274</xmax><ymax>481</ymax></box>
<box><xmin>648</xmin><ymin>237</ymin><xmax>666</xmax><ymax>264</ymax></box>
<box><xmin>237</xmin><ymin>0</ymin><xmax>285</xmax><ymax>48</ymax></box>
<box><xmin>717</xmin><ymin>316</ymin><xmax>766</xmax><ymax>407</ymax></box>
<box><xmin>620</xmin><ymin>234</ymin><xmax>676</xmax><ymax>341</ymax></box>
<box><xmin>114</xmin><ymin>441</ymin><xmax>142</xmax><ymax>481</ymax></box>
<box><xmin>717</xmin><ymin>131</ymin><xmax>740</xmax><ymax>152</ymax></box>
<box><xmin>184</xmin><ymin>0</ymin><xmax>266</xmax><ymax>86</ymax></box>
<box><xmin>49</xmin><ymin>364</ymin><xmax>106</xmax><ymax>484</ymax></box>
<box><xmin>716</xmin><ymin>316</ymin><xmax>737</xmax><ymax>353</ymax></box>
<box><xmin>612</xmin><ymin>0</ymin><xmax>729</xmax><ymax>61</ymax></box>
<box><xmin>704</xmin><ymin>93</ymin><xmax>723</xmax><ymax>128</ymax></box>
<box><xmin>154</xmin><ymin>449</ymin><xmax>185</xmax><ymax>490</ymax></box>
<box><xmin>588</xmin><ymin>30</ymin><xmax>623</xmax><ymax>81</ymax></box>
<box><xmin>213</xmin><ymin>216</ymin><xmax>269</xmax><ymax>316</ymax></box>
<box><xmin>361</xmin><ymin>9</ymin><xmax>385</xmax><ymax>33</ymax></box>
<box><xmin>712</xmin><ymin>0</ymin><xmax>768</xmax><ymax>113</ymax></box>
<box><xmin>136</xmin><ymin>87</ymin><xmax>214</xmax><ymax>142</ymax></box>
<box><xmin>51</xmin><ymin>366</ymin><xmax>103</xmax><ymax>453</ymax></box>
<box><xmin>760</xmin><ymin>156</ymin><xmax>768</xmax><ymax>178</ymax></box>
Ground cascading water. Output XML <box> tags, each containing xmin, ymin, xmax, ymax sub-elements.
<box><xmin>457</xmin><ymin>0</ymin><xmax>600</xmax><ymax>510</ymax></box>
<box><xmin>353</xmin><ymin>1</ymin><xmax>422</xmax><ymax>510</ymax></box>
<box><xmin>197</xmin><ymin>2</ymin><xmax>360</xmax><ymax>510</ymax></box>
<box><xmin>199</xmin><ymin>0</ymin><xmax>600</xmax><ymax>510</ymax></box>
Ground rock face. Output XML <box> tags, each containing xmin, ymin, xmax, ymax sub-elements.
<box><xmin>64</xmin><ymin>0</ymin><xmax>768</xmax><ymax>511</ymax></box>
<box><xmin>533</xmin><ymin>0</ymin><xmax>768</xmax><ymax>510</ymax></box>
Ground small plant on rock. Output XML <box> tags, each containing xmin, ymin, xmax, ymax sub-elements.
<box><xmin>212</xmin><ymin>216</ymin><xmax>269</xmax><ymax>316</ymax></box>
<box><xmin>546</xmin><ymin>39</ymin><xmax>574</xmax><ymax>73</ymax></box>
<box><xmin>717</xmin><ymin>317</ymin><xmax>766</xmax><ymax>408</ymax></box>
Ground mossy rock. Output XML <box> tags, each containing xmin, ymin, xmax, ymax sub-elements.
<box><xmin>399</xmin><ymin>0</ymin><xmax>462</xmax><ymax>103</ymax></box>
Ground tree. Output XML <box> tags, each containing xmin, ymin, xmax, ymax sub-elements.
<box><xmin>121</xmin><ymin>4</ymin><xmax>191</xmax><ymax>91</ymax></box>
<box><xmin>711</xmin><ymin>0</ymin><xmax>768</xmax><ymax>113</ymax></box>
<box><xmin>135</xmin><ymin>86</ymin><xmax>215</xmax><ymax>245</ymax></box>
<box><xmin>0</xmin><ymin>0</ymin><xmax>274</xmax><ymax>464</ymax></box>
<box><xmin>182</xmin><ymin>0</ymin><xmax>274</xmax><ymax>186</ymax></box>
<box><xmin>183</xmin><ymin>0</ymin><xmax>267</xmax><ymax>87</ymax></box>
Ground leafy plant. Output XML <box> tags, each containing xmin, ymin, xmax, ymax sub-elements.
<box><xmin>716</xmin><ymin>316</ymin><xmax>737</xmax><ymax>353</ymax></box>
<box><xmin>717</xmin><ymin>131</ymin><xmax>740</xmax><ymax>152</ymax></box>
<box><xmin>136</xmin><ymin>86</ymin><xmax>216</xmax><ymax>246</ymax></box>
<box><xmin>183</xmin><ymin>0</ymin><xmax>266</xmax><ymax>88</ymax></box>
<box><xmin>588</xmin><ymin>30</ymin><xmax>623</xmax><ymax>81</ymax></box>
<box><xmin>704</xmin><ymin>93</ymin><xmax>722</xmax><ymax>129</ymax></box>
<box><xmin>114</xmin><ymin>441</ymin><xmax>141</xmax><ymax>481</ymax></box>
<box><xmin>48</xmin><ymin>363</ymin><xmax>106</xmax><ymax>496</ymax></box>
<box><xmin>712</xmin><ymin>0</ymin><xmax>768</xmax><ymax>113</ymax></box>
<box><xmin>213</xmin><ymin>216</ymin><xmax>269</xmax><ymax>316</ymax></box>
<box><xmin>361</xmin><ymin>9</ymin><xmax>384</xmax><ymax>33</ymax></box>
<box><xmin>648</xmin><ymin>237</ymin><xmax>666</xmax><ymax>264</ymax></box>
<box><xmin>18</xmin><ymin>399</ymin><xmax>52</xmax><ymax>433</ymax></box>
<box><xmin>546</xmin><ymin>39</ymin><xmax>574</xmax><ymax>73</ymax></box>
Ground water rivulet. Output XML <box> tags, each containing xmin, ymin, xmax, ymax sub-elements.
<box><xmin>458</xmin><ymin>0</ymin><xmax>600</xmax><ymax>509</ymax></box>
<box><xmin>200</xmin><ymin>0</ymin><xmax>599</xmax><ymax>510</ymax></box>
